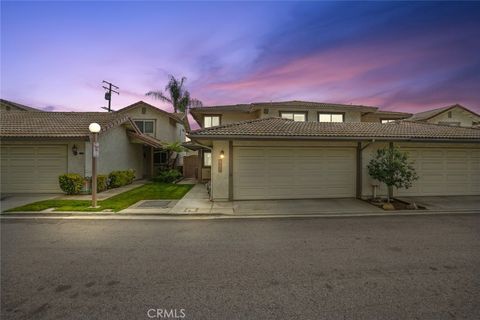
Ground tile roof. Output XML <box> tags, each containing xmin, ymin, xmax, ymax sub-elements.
<box><xmin>189</xmin><ymin>117</ymin><xmax>480</xmax><ymax>141</ymax></box>
<box><xmin>0</xmin><ymin>111</ymin><xmax>133</xmax><ymax>138</ymax></box>
<box><xmin>408</xmin><ymin>104</ymin><xmax>480</xmax><ymax>121</ymax></box>
<box><xmin>0</xmin><ymin>99</ymin><xmax>44</xmax><ymax>112</ymax></box>
<box><xmin>127</xmin><ymin>131</ymin><xmax>165</xmax><ymax>148</ymax></box>
<box><xmin>116</xmin><ymin>101</ymin><xmax>183</xmax><ymax>123</ymax></box>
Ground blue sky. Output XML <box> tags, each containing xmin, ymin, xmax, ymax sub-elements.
<box><xmin>1</xmin><ymin>1</ymin><xmax>479</xmax><ymax>113</ymax></box>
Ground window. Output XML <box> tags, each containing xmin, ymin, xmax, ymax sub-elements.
<box><xmin>280</xmin><ymin>112</ymin><xmax>307</xmax><ymax>122</ymax></box>
<box><xmin>154</xmin><ymin>150</ymin><xmax>168</xmax><ymax>165</ymax></box>
<box><xmin>135</xmin><ymin>120</ymin><xmax>155</xmax><ymax>134</ymax></box>
<box><xmin>203</xmin><ymin>151</ymin><xmax>212</xmax><ymax>167</ymax></box>
<box><xmin>448</xmin><ymin>111</ymin><xmax>452</xmax><ymax>118</ymax></box>
<box><xmin>204</xmin><ymin>115</ymin><xmax>220</xmax><ymax>128</ymax></box>
<box><xmin>318</xmin><ymin>113</ymin><xmax>344</xmax><ymax>122</ymax></box>
<box><xmin>381</xmin><ymin>119</ymin><xmax>395</xmax><ymax>123</ymax></box>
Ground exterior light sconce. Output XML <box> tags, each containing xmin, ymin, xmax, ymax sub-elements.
<box><xmin>72</xmin><ymin>144</ymin><xmax>78</xmax><ymax>156</ymax></box>
<box><xmin>220</xmin><ymin>150</ymin><xmax>225</xmax><ymax>159</ymax></box>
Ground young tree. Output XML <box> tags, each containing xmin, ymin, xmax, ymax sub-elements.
<box><xmin>164</xmin><ymin>142</ymin><xmax>185</xmax><ymax>169</ymax></box>
<box><xmin>146</xmin><ymin>75</ymin><xmax>202</xmax><ymax>113</ymax></box>
<box><xmin>367</xmin><ymin>145</ymin><xmax>419</xmax><ymax>202</ymax></box>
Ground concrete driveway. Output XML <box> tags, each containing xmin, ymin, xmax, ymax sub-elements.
<box><xmin>0</xmin><ymin>194</ymin><xmax>59</xmax><ymax>212</ymax></box>
<box><xmin>397</xmin><ymin>196</ymin><xmax>480</xmax><ymax>211</ymax></box>
<box><xmin>233</xmin><ymin>198</ymin><xmax>382</xmax><ymax>215</ymax></box>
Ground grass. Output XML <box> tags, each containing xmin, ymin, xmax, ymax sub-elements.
<box><xmin>6</xmin><ymin>182</ymin><xmax>194</xmax><ymax>213</ymax></box>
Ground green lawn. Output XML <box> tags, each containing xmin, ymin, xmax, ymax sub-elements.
<box><xmin>7</xmin><ymin>183</ymin><xmax>193</xmax><ymax>213</ymax></box>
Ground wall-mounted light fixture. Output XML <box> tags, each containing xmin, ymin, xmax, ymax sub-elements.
<box><xmin>72</xmin><ymin>144</ymin><xmax>78</xmax><ymax>156</ymax></box>
<box><xmin>220</xmin><ymin>150</ymin><xmax>225</xmax><ymax>159</ymax></box>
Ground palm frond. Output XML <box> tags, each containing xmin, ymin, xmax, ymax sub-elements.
<box><xmin>145</xmin><ymin>91</ymin><xmax>172</xmax><ymax>103</ymax></box>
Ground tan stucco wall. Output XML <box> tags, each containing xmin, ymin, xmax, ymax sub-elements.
<box><xmin>84</xmin><ymin>125</ymin><xmax>144</xmax><ymax>179</ymax></box>
<box><xmin>211</xmin><ymin>140</ymin><xmax>230</xmax><ymax>201</ymax></box>
<box><xmin>258</xmin><ymin>107</ymin><xmax>362</xmax><ymax>122</ymax></box>
<box><xmin>426</xmin><ymin>107</ymin><xmax>480</xmax><ymax>127</ymax></box>
<box><xmin>1</xmin><ymin>139</ymin><xmax>86</xmax><ymax>175</ymax></box>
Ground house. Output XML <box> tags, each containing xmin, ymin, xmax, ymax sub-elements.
<box><xmin>188</xmin><ymin>101</ymin><xmax>480</xmax><ymax>201</ymax></box>
<box><xmin>115</xmin><ymin>101</ymin><xmax>187</xmax><ymax>177</ymax></box>
<box><xmin>0</xmin><ymin>98</ymin><xmax>44</xmax><ymax>112</ymax></box>
<box><xmin>189</xmin><ymin>101</ymin><xmax>413</xmax><ymax>182</ymax></box>
<box><xmin>0</xmin><ymin>101</ymin><xmax>186</xmax><ymax>194</ymax></box>
<box><xmin>407</xmin><ymin>104</ymin><xmax>480</xmax><ymax>127</ymax></box>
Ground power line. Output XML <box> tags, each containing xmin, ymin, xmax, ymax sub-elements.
<box><xmin>102</xmin><ymin>80</ymin><xmax>119</xmax><ymax>112</ymax></box>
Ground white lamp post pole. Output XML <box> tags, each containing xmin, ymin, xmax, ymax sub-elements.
<box><xmin>89</xmin><ymin>123</ymin><xmax>101</xmax><ymax>208</ymax></box>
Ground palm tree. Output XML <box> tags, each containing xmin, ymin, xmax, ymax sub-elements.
<box><xmin>145</xmin><ymin>75</ymin><xmax>202</xmax><ymax>113</ymax></box>
<box><xmin>164</xmin><ymin>141</ymin><xmax>185</xmax><ymax>169</ymax></box>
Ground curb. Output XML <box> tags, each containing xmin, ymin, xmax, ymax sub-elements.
<box><xmin>1</xmin><ymin>210</ymin><xmax>479</xmax><ymax>220</ymax></box>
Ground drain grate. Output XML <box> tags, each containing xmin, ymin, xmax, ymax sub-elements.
<box><xmin>137</xmin><ymin>200</ymin><xmax>171</xmax><ymax>208</ymax></box>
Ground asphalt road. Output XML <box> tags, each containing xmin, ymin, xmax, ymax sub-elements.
<box><xmin>1</xmin><ymin>215</ymin><xmax>480</xmax><ymax>320</ymax></box>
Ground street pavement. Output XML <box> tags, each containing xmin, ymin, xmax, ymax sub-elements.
<box><xmin>1</xmin><ymin>215</ymin><xmax>479</xmax><ymax>320</ymax></box>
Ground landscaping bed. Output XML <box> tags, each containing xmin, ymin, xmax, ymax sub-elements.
<box><xmin>6</xmin><ymin>183</ymin><xmax>193</xmax><ymax>213</ymax></box>
<box><xmin>368</xmin><ymin>198</ymin><xmax>427</xmax><ymax>211</ymax></box>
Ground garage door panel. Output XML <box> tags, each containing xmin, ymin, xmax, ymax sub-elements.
<box><xmin>1</xmin><ymin>145</ymin><xmax>67</xmax><ymax>193</ymax></box>
<box><xmin>234</xmin><ymin>147</ymin><xmax>355</xmax><ymax>200</ymax></box>
<box><xmin>397</xmin><ymin>148</ymin><xmax>479</xmax><ymax>196</ymax></box>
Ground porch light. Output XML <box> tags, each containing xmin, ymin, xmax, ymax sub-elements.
<box><xmin>220</xmin><ymin>150</ymin><xmax>225</xmax><ymax>159</ymax></box>
<box><xmin>72</xmin><ymin>144</ymin><xmax>78</xmax><ymax>156</ymax></box>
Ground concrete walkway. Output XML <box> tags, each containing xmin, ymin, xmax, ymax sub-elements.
<box><xmin>1</xmin><ymin>194</ymin><xmax>59</xmax><ymax>212</ymax></box>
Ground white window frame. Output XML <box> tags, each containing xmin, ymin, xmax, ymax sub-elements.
<box><xmin>204</xmin><ymin>115</ymin><xmax>220</xmax><ymax>128</ymax></box>
<box><xmin>279</xmin><ymin>111</ymin><xmax>307</xmax><ymax>122</ymax></box>
<box><xmin>203</xmin><ymin>151</ymin><xmax>212</xmax><ymax>167</ymax></box>
<box><xmin>381</xmin><ymin>119</ymin><xmax>395</xmax><ymax>123</ymax></box>
<box><xmin>134</xmin><ymin>120</ymin><xmax>155</xmax><ymax>135</ymax></box>
<box><xmin>318</xmin><ymin>113</ymin><xmax>344</xmax><ymax>123</ymax></box>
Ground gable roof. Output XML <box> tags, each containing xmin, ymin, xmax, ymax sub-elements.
<box><xmin>408</xmin><ymin>104</ymin><xmax>480</xmax><ymax>121</ymax></box>
<box><xmin>0</xmin><ymin>99</ymin><xmax>44</xmax><ymax>112</ymax></box>
<box><xmin>189</xmin><ymin>117</ymin><xmax>480</xmax><ymax>142</ymax></box>
<box><xmin>0</xmin><ymin>111</ymin><xmax>136</xmax><ymax>139</ymax></box>
<box><xmin>116</xmin><ymin>101</ymin><xmax>183</xmax><ymax>124</ymax></box>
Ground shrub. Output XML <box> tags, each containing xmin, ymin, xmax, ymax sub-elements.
<box><xmin>97</xmin><ymin>175</ymin><xmax>108</xmax><ymax>193</ymax></box>
<box><xmin>153</xmin><ymin>169</ymin><xmax>182</xmax><ymax>183</ymax></box>
<box><xmin>59</xmin><ymin>174</ymin><xmax>84</xmax><ymax>195</ymax></box>
<box><xmin>108</xmin><ymin>169</ymin><xmax>136</xmax><ymax>188</ymax></box>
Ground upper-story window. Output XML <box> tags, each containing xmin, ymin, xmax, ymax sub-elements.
<box><xmin>204</xmin><ymin>115</ymin><xmax>220</xmax><ymax>128</ymax></box>
<box><xmin>280</xmin><ymin>112</ymin><xmax>307</xmax><ymax>122</ymax></box>
<box><xmin>381</xmin><ymin>119</ymin><xmax>395</xmax><ymax>123</ymax></box>
<box><xmin>318</xmin><ymin>113</ymin><xmax>344</xmax><ymax>123</ymax></box>
<box><xmin>135</xmin><ymin>120</ymin><xmax>155</xmax><ymax>135</ymax></box>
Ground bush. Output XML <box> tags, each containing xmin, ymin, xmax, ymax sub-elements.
<box><xmin>108</xmin><ymin>169</ymin><xmax>136</xmax><ymax>188</ymax></box>
<box><xmin>97</xmin><ymin>175</ymin><xmax>108</xmax><ymax>193</ymax></box>
<box><xmin>59</xmin><ymin>174</ymin><xmax>84</xmax><ymax>195</ymax></box>
<box><xmin>153</xmin><ymin>169</ymin><xmax>182</xmax><ymax>183</ymax></box>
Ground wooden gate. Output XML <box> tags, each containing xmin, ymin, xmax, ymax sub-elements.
<box><xmin>183</xmin><ymin>155</ymin><xmax>199</xmax><ymax>179</ymax></box>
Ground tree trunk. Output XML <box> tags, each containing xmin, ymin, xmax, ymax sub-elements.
<box><xmin>387</xmin><ymin>185</ymin><xmax>394</xmax><ymax>202</ymax></box>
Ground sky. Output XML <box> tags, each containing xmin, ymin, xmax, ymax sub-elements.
<box><xmin>1</xmin><ymin>1</ymin><xmax>480</xmax><ymax>114</ymax></box>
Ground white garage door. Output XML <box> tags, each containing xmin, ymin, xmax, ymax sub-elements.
<box><xmin>397</xmin><ymin>148</ymin><xmax>480</xmax><ymax>196</ymax></box>
<box><xmin>1</xmin><ymin>145</ymin><xmax>68</xmax><ymax>193</ymax></box>
<box><xmin>233</xmin><ymin>147</ymin><xmax>356</xmax><ymax>200</ymax></box>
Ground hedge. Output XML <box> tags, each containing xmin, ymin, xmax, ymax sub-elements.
<box><xmin>108</xmin><ymin>169</ymin><xmax>136</xmax><ymax>188</ymax></box>
<box><xmin>153</xmin><ymin>169</ymin><xmax>182</xmax><ymax>183</ymax></box>
<box><xmin>59</xmin><ymin>174</ymin><xmax>84</xmax><ymax>195</ymax></box>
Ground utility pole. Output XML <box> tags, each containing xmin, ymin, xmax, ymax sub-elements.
<box><xmin>102</xmin><ymin>80</ymin><xmax>119</xmax><ymax>112</ymax></box>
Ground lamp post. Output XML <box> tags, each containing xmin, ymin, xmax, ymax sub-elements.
<box><xmin>89</xmin><ymin>123</ymin><xmax>101</xmax><ymax>208</ymax></box>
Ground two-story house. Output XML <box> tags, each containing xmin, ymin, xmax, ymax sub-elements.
<box><xmin>188</xmin><ymin>101</ymin><xmax>480</xmax><ymax>201</ymax></box>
